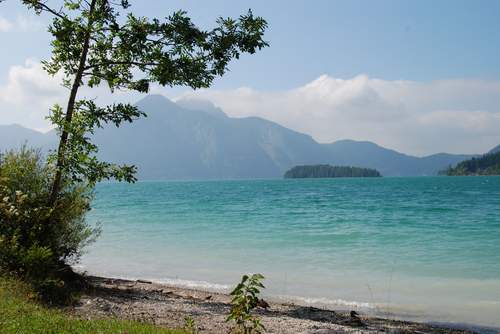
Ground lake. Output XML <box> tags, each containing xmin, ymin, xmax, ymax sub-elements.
<box><xmin>80</xmin><ymin>176</ymin><xmax>500</xmax><ymax>328</ymax></box>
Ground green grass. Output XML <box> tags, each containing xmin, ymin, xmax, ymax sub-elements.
<box><xmin>0</xmin><ymin>276</ymin><xmax>186</xmax><ymax>334</ymax></box>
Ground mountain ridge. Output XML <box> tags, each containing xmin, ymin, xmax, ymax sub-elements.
<box><xmin>489</xmin><ymin>145</ymin><xmax>500</xmax><ymax>154</ymax></box>
<box><xmin>0</xmin><ymin>94</ymin><xmax>481</xmax><ymax>178</ymax></box>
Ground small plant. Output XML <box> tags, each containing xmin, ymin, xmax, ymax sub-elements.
<box><xmin>183</xmin><ymin>316</ymin><xmax>197</xmax><ymax>334</ymax></box>
<box><xmin>227</xmin><ymin>274</ymin><xmax>266</xmax><ymax>334</ymax></box>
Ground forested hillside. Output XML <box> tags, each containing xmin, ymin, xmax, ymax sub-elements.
<box><xmin>442</xmin><ymin>152</ymin><xmax>500</xmax><ymax>176</ymax></box>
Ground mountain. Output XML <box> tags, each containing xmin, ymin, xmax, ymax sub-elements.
<box><xmin>442</xmin><ymin>151</ymin><xmax>500</xmax><ymax>176</ymax></box>
<box><xmin>90</xmin><ymin>95</ymin><xmax>328</xmax><ymax>179</ymax></box>
<box><xmin>323</xmin><ymin>140</ymin><xmax>473</xmax><ymax>176</ymax></box>
<box><xmin>489</xmin><ymin>144</ymin><xmax>500</xmax><ymax>154</ymax></box>
<box><xmin>0</xmin><ymin>124</ymin><xmax>55</xmax><ymax>151</ymax></box>
<box><xmin>0</xmin><ymin>95</ymin><xmax>476</xmax><ymax>178</ymax></box>
<box><xmin>175</xmin><ymin>97</ymin><xmax>228</xmax><ymax>119</ymax></box>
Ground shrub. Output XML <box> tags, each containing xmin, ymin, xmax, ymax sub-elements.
<box><xmin>227</xmin><ymin>274</ymin><xmax>266</xmax><ymax>334</ymax></box>
<box><xmin>0</xmin><ymin>147</ymin><xmax>98</xmax><ymax>302</ymax></box>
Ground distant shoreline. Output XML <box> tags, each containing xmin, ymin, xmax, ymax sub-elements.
<box><xmin>70</xmin><ymin>274</ymin><xmax>484</xmax><ymax>334</ymax></box>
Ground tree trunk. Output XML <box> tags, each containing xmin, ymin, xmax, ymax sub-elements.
<box><xmin>48</xmin><ymin>0</ymin><xmax>97</xmax><ymax>206</ymax></box>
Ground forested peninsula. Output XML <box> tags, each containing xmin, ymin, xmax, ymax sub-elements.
<box><xmin>442</xmin><ymin>152</ymin><xmax>500</xmax><ymax>176</ymax></box>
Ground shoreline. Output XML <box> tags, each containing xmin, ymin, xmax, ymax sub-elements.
<box><xmin>67</xmin><ymin>275</ymin><xmax>492</xmax><ymax>334</ymax></box>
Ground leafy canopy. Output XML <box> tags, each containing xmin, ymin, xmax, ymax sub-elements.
<box><xmin>16</xmin><ymin>0</ymin><xmax>268</xmax><ymax>189</ymax></box>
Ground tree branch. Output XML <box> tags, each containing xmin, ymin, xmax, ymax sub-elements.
<box><xmin>83</xmin><ymin>61</ymin><xmax>161</xmax><ymax>70</ymax></box>
<box><xmin>34</xmin><ymin>1</ymin><xmax>68</xmax><ymax>20</ymax></box>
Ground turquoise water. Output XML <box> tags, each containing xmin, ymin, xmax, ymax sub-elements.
<box><xmin>80</xmin><ymin>177</ymin><xmax>500</xmax><ymax>328</ymax></box>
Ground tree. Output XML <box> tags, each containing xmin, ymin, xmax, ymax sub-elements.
<box><xmin>11</xmin><ymin>0</ymin><xmax>268</xmax><ymax>205</ymax></box>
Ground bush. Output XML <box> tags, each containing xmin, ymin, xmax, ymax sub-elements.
<box><xmin>0</xmin><ymin>147</ymin><xmax>99</xmax><ymax>302</ymax></box>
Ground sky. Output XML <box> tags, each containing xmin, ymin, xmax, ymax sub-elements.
<box><xmin>0</xmin><ymin>0</ymin><xmax>500</xmax><ymax>155</ymax></box>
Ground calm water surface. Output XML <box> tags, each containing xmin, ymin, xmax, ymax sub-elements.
<box><xmin>80</xmin><ymin>177</ymin><xmax>500</xmax><ymax>328</ymax></box>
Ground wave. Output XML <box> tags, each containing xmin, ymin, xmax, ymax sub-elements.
<box><xmin>73</xmin><ymin>266</ymin><xmax>231</xmax><ymax>292</ymax></box>
<box><xmin>273</xmin><ymin>295</ymin><xmax>376</xmax><ymax>310</ymax></box>
<box><xmin>152</xmin><ymin>277</ymin><xmax>231</xmax><ymax>291</ymax></box>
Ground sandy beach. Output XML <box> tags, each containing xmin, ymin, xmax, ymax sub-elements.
<box><xmin>66</xmin><ymin>276</ymin><xmax>479</xmax><ymax>334</ymax></box>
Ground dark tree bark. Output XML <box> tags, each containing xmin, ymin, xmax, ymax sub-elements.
<box><xmin>48</xmin><ymin>0</ymin><xmax>97</xmax><ymax>205</ymax></box>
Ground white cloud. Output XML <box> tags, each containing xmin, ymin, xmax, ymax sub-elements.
<box><xmin>0</xmin><ymin>59</ymin><xmax>66</xmax><ymax>131</ymax></box>
<box><xmin>177</xmin><ymin>75</ymin><xmax>500</xmax><ymax>156</ymax></box>
<box><xmin>0</xmin><ymin>60</ymin><xmax>145</xmax><ymax>131</ymax></box>
<box><xmin>1</xmin><ymin>59</ymin><xmax>499</xmax><ymax>155</ymax></box>
<box><xmin>0</xmin><ymin>16</ymin><xmax>13</xmax><ymax>32</ymax></box>
<box><xmin>0</xmin><ymin>15</ymin><xmax>44</xmax><ymax>33</ymax></box>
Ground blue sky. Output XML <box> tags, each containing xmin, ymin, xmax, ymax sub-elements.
<box><xmin>2</xmin><ymin>0</ymin><xmax>500</xmax><ymax>89</ymax></box>
<box><xmin>1</xmin><ymin>0</ymin><xmax>500</xmax><ymax>155</ymax></box>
